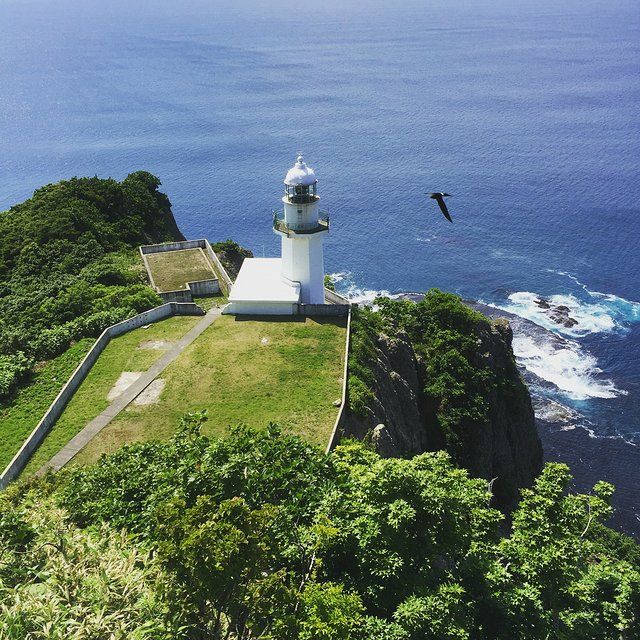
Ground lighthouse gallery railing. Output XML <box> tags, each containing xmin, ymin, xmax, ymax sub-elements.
<box><xmin>273</xmin><ymin>210</ymin><xmax>329</xmax><ymax>235</ymax></box>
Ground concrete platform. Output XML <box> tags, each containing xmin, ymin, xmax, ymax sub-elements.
<box><xmin>225</xmin><ymin>258</ymin><xmax>300</xmax><ymax>315</ymax></box>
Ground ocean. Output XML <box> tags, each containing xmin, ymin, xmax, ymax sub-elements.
<box><xmin>1</xmin><ymin>0</ymin><xmax>639</xmax><ymax>535</ymax></box>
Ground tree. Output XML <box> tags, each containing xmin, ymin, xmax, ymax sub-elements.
<box><xmin>54</xmin><ymin>420</ymin><xmax>639</xmax><ymax>638</ymax></box>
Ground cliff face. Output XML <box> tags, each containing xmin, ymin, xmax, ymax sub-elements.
<box><xmin>210</xmin><ymin>241</ymin><xmax>254</xmax><ymax>280</ymax></box>
<box><xmin>344</xmin><ymin>316</ymin><xmax>542</xmax><ymax>512</ymax></box>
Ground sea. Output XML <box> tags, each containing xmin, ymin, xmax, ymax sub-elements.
<box><xmin>1</xmin><ymin>0</ymin><xmax>639</xmax><ymax>536</ymax></box>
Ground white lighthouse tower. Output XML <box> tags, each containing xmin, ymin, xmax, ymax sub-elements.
<box><xmin>225</xmin><ymin>155</ymin><xmax>331</xmax><ymax>315</ymax></box>
<box><xmin>274</xmin><ymin>156</ymin><xmax>328</xmax><ymax>304</ymax></box>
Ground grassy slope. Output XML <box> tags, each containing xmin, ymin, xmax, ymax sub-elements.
<box><xmin>145</xmin><ymin>248</ymin><xmax>215</xmax><ymax>291</ymax></box>
<box><xmin>21</xmin><ymin>316</ymin><xmax>201</xmax><ymax>477</ymax></box>
<box><xmin>74</xmin><ymin>316</ymin><xmax>346</xmax><ymax>466</ymax></box>
<box><xmin>0</xmin><ymin>339</ymin><xmax>94</xmax><ymax>470</ymax></box>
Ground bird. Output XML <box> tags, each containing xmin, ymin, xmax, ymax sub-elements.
<box><xmin>426</xmin><ymin>192</ymin><xmax>453</xmax><ymax>222</ymax></box>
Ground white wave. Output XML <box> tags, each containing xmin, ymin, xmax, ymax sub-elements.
<box><xmin>549</xmin><ymin>271</ymin><xmax>640</xmax><ymax>324</ymax></box>
<box><xmin>327</xmin><ymin>271</ymin><xmax>348</xmax><ymax>284</ymax></box>
<box><xmin>490</xmin><ymin>291</ymin><xmax>619</xmax><ymax>337</ymax></box>
<box><xmin>330</xmin><ymin>271</ymin><xmax>392</xmax><ymax>306</ymax></box>
<box><xmin>512</xmin><ymin>334</ymin><xmax>625</xmax><ymax>400</ymax></box>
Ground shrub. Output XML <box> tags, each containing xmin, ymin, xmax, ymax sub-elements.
<box><xmin>0</xmin><ymin>352</ymin><xmax>33</xmax><ymax>398</ymax></box>
<box><xmin>54</xmin><ymin>421</ymin><xmax>640</xmax><ymax>639</ymax></box>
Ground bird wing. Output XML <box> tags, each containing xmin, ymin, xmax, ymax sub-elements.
<box><xmin>434</xmin><ymin>193</ymin><xmax>453</xmax><ymax>222</ymax></box>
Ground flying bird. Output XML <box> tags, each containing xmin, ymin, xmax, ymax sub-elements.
<box><xmin>426</xmin><ymin>192</ymin><xmax>453</xmax><ymax>222</ymax></box>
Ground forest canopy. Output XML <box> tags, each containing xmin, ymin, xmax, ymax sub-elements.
<box><xmin>2</xmin><ymin>416</ymin><xmax>637</xmax><ymax>639</ymax></box>
<box><xmin>0</xmin><ymin>172</ymin><xmax>182</xmax><ymax>397</ymax></box>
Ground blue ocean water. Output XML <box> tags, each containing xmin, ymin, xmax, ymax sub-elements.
<box><xmin>1</xmin><ymin>0</ymin><xmax>639</xmax><ymax>532</ymax></box>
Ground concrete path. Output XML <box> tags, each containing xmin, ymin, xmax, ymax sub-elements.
<box><xmin>37</xmin><ymin>308</ymin><xmax>222</xmax><ymax>475</ymax></box>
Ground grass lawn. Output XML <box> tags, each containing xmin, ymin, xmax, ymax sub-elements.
<box><xmin>0</xmin><ymin>339</ymin><xmax>95</xmax><ymax>472</ymax></box>
<box><xmin>195</xmin><ymin>295</ymin><xmax>228</xmax><ymax>312</ymax></box>
<box><xmin>20</xmin><ymin>315</ymin><xmax>201</xmax><ymax>477</ymax></box>
<box><xmin>74</xmin><ymin>315</ymin><xmax>346</xmax><ymax>466</ymax></box>
<box><xmin>145</xmin><ymin>248</ymin><xmax>215</xmax><ymax>292</ymax></box>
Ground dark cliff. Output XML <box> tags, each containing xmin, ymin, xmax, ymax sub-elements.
<box><xmin>343</xmin><ymin>293</ymin><xmax>543</xmax><ymax>512</ymax></box>
<box><xmin>210</xmin><ymin>240</ymin><xmax>253</xmax><ymax>280</ymax></box>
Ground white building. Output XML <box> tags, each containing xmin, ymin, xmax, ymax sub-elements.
<box><xmin>224</xmin><ymin>156</ymin><xmax>329</xmax><ymax>315</ymax></box>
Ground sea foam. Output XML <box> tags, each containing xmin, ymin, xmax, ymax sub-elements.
<box><xmin>328</xmin><ymin>271</ymin><xmax>395</xmax><ymax>306</ymax></box>
<box><xmin>494</xmin><ymin>291</ymin><xmax>618</xmax><ymax>337</ymax></box>
<box><xmin>512</xmin><ymin>333</ymin><xmax>624</xmax><ymax>401</ymax></box>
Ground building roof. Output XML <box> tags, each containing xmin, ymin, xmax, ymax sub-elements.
<box><xmin>229</xmin><ymin>258</ymin><xmax>300</xmax><ymax>303</ymax></box>
<box><xmin>284</xmin><ymin>155</ymin><xmax>317</xmax><ymax>186</ymax></box>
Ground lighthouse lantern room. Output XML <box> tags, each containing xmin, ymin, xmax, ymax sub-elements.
<box><xmin>225</xmin><ymin>156</ymin><xmax>330</xmax><ymax>315</ymax></box>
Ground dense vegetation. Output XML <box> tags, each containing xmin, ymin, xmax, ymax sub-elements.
<box><xmin>349</xmin><ymin>290</ymin><xmax>527</xmax><ymax>460</ymax></box>
<box><xmin>1</xmin><ymin>416</ymin><xmax>637</xmax><ymax>639</ymax></box>
<box><xmin>0</xmin><ymin>339</ymin><xmax>94</xmax><ymax>470</ymax></box>
<box><xmin>0</xmin><ymin>172</ymin><xmax>181</xmax><ymax>399</ymax></box>
<box><xmin>210</xmin><ymin>239</ymin><xmax>253</xmax><ymax>280</ymax></box>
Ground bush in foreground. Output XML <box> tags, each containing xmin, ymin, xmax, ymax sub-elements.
<box><xmin>2</xmin><ymin>415</ymin><xmax>638</xmax><ymax>639</ymax></box>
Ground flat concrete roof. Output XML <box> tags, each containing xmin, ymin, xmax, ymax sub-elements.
<box><xmin>229</xmin><ymin>258</ymin><xmax>300</xmax><ymax>303</ymax></box>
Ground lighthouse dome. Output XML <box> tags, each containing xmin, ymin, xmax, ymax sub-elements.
<box><xmin>284</xmin><ymin>155</ymin><xmax>317</xmax><ymax>186</ymax></box>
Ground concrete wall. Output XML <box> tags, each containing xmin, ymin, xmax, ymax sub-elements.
<box><xmin>298</xmin><ymin>303</ymin><xmax>350</xmax><ymax>317</ymax></box>
<box><xmin>202</xmin><ymin>239</ymin><xmax>233</xmax><ymax>295</ymax></box>
<box><xmin>326</xmin><ymin>307</ymin><xmax>352</xmax><ymax>453</ymax></box>
<box><xmin>0</xmin><ymin>302</ymin><xmax>204</xmax><ymax>490</ymax></box>
<box><xmin>158</xmin><ymin>279</ymin><xmax>221</xmax><ymax>303</ymax></box>
<box><xmin>160</xmin><ymin>289</ymin><xmax>193</xmax><ymax>303</ymax></box>
<box><xmin>140</xmin><ymin>240</ymin><xmax>206</xmax><ymax>255</ymax></box>
<box><xmin>187</xmin><ymin>278</ymin><xmax>220</xmax><ymax>297</ymax></box>
<box><xmin>224</xmin><ymin>301</ymin><xmax>296</xmax><ymax>316</ymax></box>
<box><xmin>324</xmin><ymin>288</ymin><xmax>351</xmax><ymax>305</ymax></box>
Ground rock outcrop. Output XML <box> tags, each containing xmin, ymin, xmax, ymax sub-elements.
<box><xmin>343</xmin><ymin>317</ymin><xmax>543</xmax><ymax>512</ymax></box>
<box><xmin>211</xmin><ymin>241</ymin><xmax>253</xmax><ymax>280</ymax></box>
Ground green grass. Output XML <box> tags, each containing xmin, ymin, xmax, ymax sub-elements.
<box><xmin>20</xmin><ymin>315</ymin><xmax>201</xmax><ymax>477</ymax></box>
<box><xmin>145</xmin><ymin>248</ymin><xmax>215</xmax><ymax>292</ymax></box>
<box><xmin>0</xmin><ymin>339</ymin><xmax>94</xmax><ymax>471</ymax></box>
<box><xmin>74</xmin><ymin>315</ymin><xmax>346</xmax><ymax>466</ymax></box>
<box><xmin>195</xmin><ymin>295</ymin><xmax>228</xmax><ymax>312</ymax></box>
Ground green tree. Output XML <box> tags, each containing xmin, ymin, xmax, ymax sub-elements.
<box><xmin>46</xmin><ymin>422</ymin><xmax>640</xmax><ymax>639</ymax></box>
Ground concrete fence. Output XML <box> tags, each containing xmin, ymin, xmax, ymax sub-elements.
<box><xmin>0</xmin><ymin>302</ymin><xmax>204</xmax><ymax>490</ymax></box>
<box><xmin>158</xmin><ymin>279</ymin><xmax>221</xmax><ymax>303</ymax></box>
<box><xmin>140</xmin><ymin>240</ymin><xmax>207</xmax><ymax>255</ymax></box>
<box><xmin>298</xmin><ymin>303</ymin><xmax>350</xmax><ymax>317</ymax></box>
<box><xmin>202</xmin><ymin>239</ymin><xmax>233</xmax><ymax>295</ymax></box>
<box><xmin>326</xmin><ymin>306</ymin><xmax>352</xmax><ymax>453</ymax></box>
<box><xmin>324</xmin><ymin>288</ymin><xmax>351</xmax><ymax>306</ymax></box>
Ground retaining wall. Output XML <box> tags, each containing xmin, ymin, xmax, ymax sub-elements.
<box><xmin>324</xmin><ymin>288</ymin><xmax>351</xmax><ymax>306</ymax></box>
<box><xmin>0</xmin><ymin>302</ymin><xmax>204</xmax><ymax>489</ymax></box>
<box><xmin>140</xmin><ymin>240</ymin><xmax>206</xmax><ymax>255</ymax></box>
<box><xmin>158</xmin><ymin>279</ymin><xmax>221</xmax><ymax>303</ymax></box>
<box><xmin>202</xmin><ymin>240</ymin><xmax>233</xmax><ymax>295</ymax></box>
<box><xmin>326</xmin><ymin>307</ymin><xmax>352</xmax><ymax>453</ymax></box>
<box><xmin>159</xmin><ymin>289</ymin><xmax>193</xmax><ymax>303</ymax></box>
<box><xmin>298</xmin><ymin>303</ymin><xmax>350</xmax><ymax>317</ymax></box>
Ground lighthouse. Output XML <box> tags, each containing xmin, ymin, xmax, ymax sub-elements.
<box><xmin>225</xmin><ymin>155</ymin><xmax>333</xmax><ymax>316</ymax></box>
<box><xmin>274</xmin><ymin>156</ymin><xmax>328</xmax><ymax>304</ymax></box>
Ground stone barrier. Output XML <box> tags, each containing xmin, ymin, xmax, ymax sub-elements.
<box><xmin>158</xmin><ymin>279</ymin><xmax>221</xmax><ymax>303</ymax></box>
<box><xmin>0</xmin><ymin>302</ymin><xmax>203</xmax><ymax>489</ymax></box>
<box><xmin>202</xmin><ymin>239</ymin><xmax>233</xmax><ymax>295</ymax></box>
<box><xmin>326</xmin><ymin>306</ymin><xmax>352</xmax><ymax>453</ymax></box>
<box><xmin>298</xmin><ymin>303</ymin><xmax>350</xmax><ymax>317</ymax></box>
<box><xmin>139</xmin><ymin>240</ymin><xmax>205</xmax><ymax>255</ymax></box>
<box><xmin>324</xmin><ymin>288</ymin><xmax>351</xmax><ymax>305</ymax></box>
